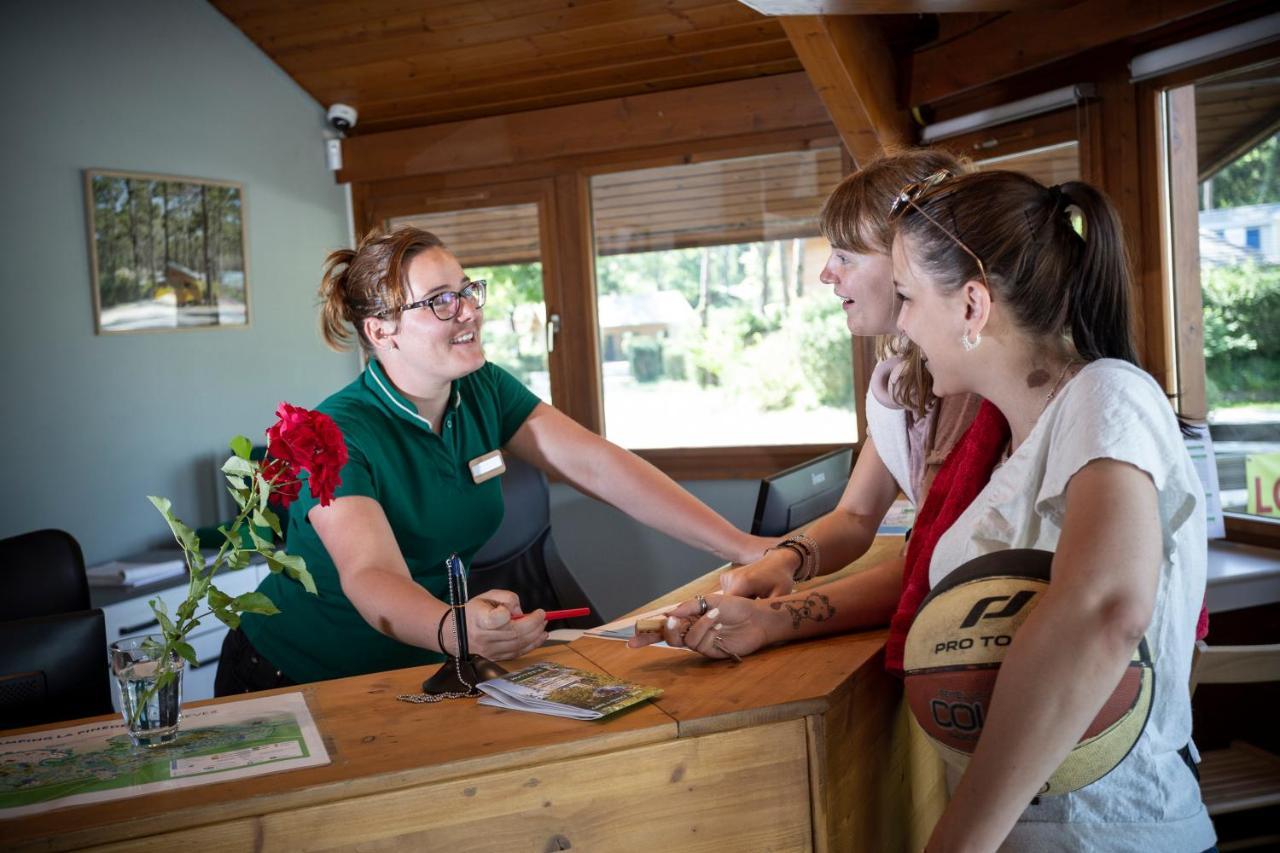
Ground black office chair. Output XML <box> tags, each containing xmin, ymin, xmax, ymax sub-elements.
<box><xmin>0</xmin><ymin>529</ymin><xmax>90</xmax><ymax>621</ymax></box>
<box><xmin>751</xmin><ymin>447</ymin><xmax>854</xmax><ymax>537</ymax></box>
<box><xmin>0</xmin><ymin>609</ymin><xmax>114</xmax><ymax>729</ymax></box>
<box><xmin>469</xmin><ymin>455</ymin><xmax>601</xmax><ymax>629</ymax></box>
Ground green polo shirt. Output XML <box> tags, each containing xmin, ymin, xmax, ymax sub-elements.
<box><xmin>241</xmin><ymin>359</ymin><xmax>540</xmax><ymax>684</ymax></box>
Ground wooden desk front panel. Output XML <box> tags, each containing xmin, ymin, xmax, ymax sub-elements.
<box><xmin>84</xmin><ymin>720</ymin><xmax>813</xmax><ymax>853</ymax></box>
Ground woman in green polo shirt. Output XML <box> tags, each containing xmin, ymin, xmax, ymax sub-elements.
<box><xmin>216</xmin><ymin>227</ymin><xmax>774</xmax><ymax>692</ymax></box>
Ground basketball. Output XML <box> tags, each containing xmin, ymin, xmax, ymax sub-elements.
<box><xmin>903</xmin><ymin>549</ymin><xmax>1153</xmax><ymax>795</ymax></box>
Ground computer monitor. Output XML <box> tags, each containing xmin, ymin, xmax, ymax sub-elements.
<box><xmin>751</xmin><ymin>448</ymin><xmax>854</xmax><ymax>537</ymax></box>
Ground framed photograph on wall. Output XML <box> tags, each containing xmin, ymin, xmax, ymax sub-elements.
<box><xmin>84</xmin><ymin>169</ymin><xmax>250</xmax><ymax>334</ymax></box>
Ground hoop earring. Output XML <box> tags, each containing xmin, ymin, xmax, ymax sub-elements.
<box><xmin>960</xmin><ymin>330</ymin><xmax>981</xmax><ymax>352</ymax></box>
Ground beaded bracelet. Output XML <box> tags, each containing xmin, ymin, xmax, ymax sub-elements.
<box><xmin>789</xmin><ymin>532</ymin><xmax>820</xmax><ymax>582</ymax></box>
<box><xmin>765</xmin><ymin>532</ymin><xmax>820</xmax><ymax>583</ymax></box>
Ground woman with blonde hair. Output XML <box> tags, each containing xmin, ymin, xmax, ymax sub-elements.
<box><xmin>635</xmin><ymin>148</ymin><xmax>981</xmax><ymax>662</ymax></box>
<box><xmin>216</xmin><ymin>227</ymin><xmax>773</xmax><ymax>692</ymax></box>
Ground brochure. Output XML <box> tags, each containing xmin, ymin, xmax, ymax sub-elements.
<box><xmin>476</xmin><ymin>661</ymin><xmax>662</xmax><ymax>720</ymax></box>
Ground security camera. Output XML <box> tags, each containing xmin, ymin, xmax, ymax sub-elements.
<box><xmin>327</xmin><ymin>103</ymin><xmax>357</xmax><ymax>132</ymax></box>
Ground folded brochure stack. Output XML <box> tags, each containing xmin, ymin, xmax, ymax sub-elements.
<box><xmin>477</xmin><ymin>661</ymin><xmax>661</xmax><ymax>720</ymax></box>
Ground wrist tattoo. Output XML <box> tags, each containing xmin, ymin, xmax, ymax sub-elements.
<box><xmin>770</xmin><ymin>592</ymin><xmax>835</xmax><ymax>629</ymax></box>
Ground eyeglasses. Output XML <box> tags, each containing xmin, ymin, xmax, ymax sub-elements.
<box><xmin>382</xmin><ymin>280</ymin><xmax>487</xmax><ymax>321</ymax></box>
<box><xmin>889</xmin><ymin>170</ymin><xmax>989</xmax><ymax>289</ymax></box>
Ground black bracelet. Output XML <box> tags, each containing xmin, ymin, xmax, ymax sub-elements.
<box><xmin>766</xmin><ymin>542</ymin><xmax>805</xmax><ymax>577</ymax></box>
<box><xmin>436</xmin><ymin>609</ymin><xmax>454</xmax><ymax>657</ymax></box>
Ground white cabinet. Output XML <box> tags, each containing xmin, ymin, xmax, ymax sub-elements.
<box><xmin>96</xmin><ymin>564</ymin><xmax>268</xmax><ymax>710</ymax></box>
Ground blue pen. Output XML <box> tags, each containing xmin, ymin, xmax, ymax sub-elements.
<box><xmin>447</xmin><ymin>553</ymin><xmax>470</xmax><ymax>661</ymax></box>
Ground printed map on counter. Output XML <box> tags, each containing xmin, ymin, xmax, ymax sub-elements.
<box><xmin>0</xmin><ymin>691</ymin><xmax>327</xmax><ymax>817</ymax></box>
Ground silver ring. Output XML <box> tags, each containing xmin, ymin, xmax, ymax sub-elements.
<box><xmin>695</xmin><ymin>594</ymin><xmax>708</xmax><ymax>616</ymax></box>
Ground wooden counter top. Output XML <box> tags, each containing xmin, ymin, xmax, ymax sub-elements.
<box><xmin>5</xmin><ymin>536</ymin><xmax>914</xmax><ymax>852</ymax></box>
<box><xmin>5</xmin><ymin>644</ymin><xmax>675</xmax><ymax>851</ymax></box>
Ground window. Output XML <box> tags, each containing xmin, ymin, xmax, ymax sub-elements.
<box><xmin>1163</xmin><ymin>61</ymin><xmax>1280</xmax><ymax>529</ymax></box>
<box><xmin>588</xmin><ymin>147</ymin><xmax>854</xmax><ymax>449</ymax></box>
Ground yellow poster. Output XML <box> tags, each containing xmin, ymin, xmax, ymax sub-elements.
<box><xmin>1245</xmin><ymin>451</ymin><xmax>1280</xmax><ymax>517</ymax></box>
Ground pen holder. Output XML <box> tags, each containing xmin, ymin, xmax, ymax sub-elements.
<box><xmin>421</xmin><ymin>654</ymin><xmax>507</xmax><ymax>695</ymax></box>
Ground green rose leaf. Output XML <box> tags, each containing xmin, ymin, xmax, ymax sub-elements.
<box><xmin>230</xmin><ymin>435</ymin><xmax>252</xmax><ymax>460</ymax></box>
<box><xmin>274</xmin><ymin>551</ymin><xmax>317</xmax><ymax>595</ymax></box>
<box><xmin>207</xmin><ymin>585</ymin><xmax>232</xmax><ymax>611</ymax></box>
<box><xmin>172</xmin><ymin>641</ymin><xmax>198</xmax><ymax>667</ymax></box>
<box><xmin>227</xmin><ymin>548</ymin><xmax>251</xmax><ymax>570</ymax></box>
<box><xmin>149</xmin><ymin>598</ymin><xmax>176</xmax><ymax>637</ymax></box>
<box><xmin>212</xmin><ymin>608</ymin><xmax>241</xmax><ymax>630</ymax></box>
<box><xmin>233</xmin><ymin>591</ymin><xmax>280</xmax><ymax>616</ymax></box>
<box><xmin>147</xmin><ymin>496</ymin><xmax>200</xmax><ymax>554</ymax></box>
<box><xmin>222</xmin><ymin>456</ymin><xmax>254</xmax><ymax>478</ymax></box>
<box><xmin>293</xmin><ymin>564</ymin><xmax>317</xmax><ymax>596</ymax></box>
<box><xmin>176</xmin><ymin>597</ymin><xmax>197</xmax><ymax>622</ymax></box>
<box><xmin>259</xmin><ymin>507</ymin><xmax>282</xmax><ymax>537</ymax></box>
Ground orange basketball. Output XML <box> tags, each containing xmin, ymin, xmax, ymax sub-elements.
<box><xmin>903</xmin><ymin>549</ymin><xmax>1153</xmax><ymax>795</ymax></box>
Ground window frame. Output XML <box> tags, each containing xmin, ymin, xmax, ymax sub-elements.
<box><xmin>352</xmin><ymin>127</ymin><xmax>862</xmax><ymax>480</ymax></box>
<box><xmin>1138</xmin><ymin>44</ymin><xmax>1280</xmax><ymax>547</ymax></box>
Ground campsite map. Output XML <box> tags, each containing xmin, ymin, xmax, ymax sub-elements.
<box><xmin>0</xmin><ymin>691</ymin><xmax>327</xmax><ymax>817</ymax></box>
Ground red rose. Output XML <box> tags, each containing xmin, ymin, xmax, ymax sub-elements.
<box><xmin>260</xmin><ymin>455</ymin><xmax>302</xmax><ymax>510</ymax></box>
<box><xmin>265</xmin><ymin>403</ymin><xmax>348</xmax><ymax>507</ymax></box>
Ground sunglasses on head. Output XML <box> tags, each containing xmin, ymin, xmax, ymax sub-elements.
<box><xmin>889</xmin><ymin>170</ymin><xmax>989</xmax><ymax>290</ymax></box>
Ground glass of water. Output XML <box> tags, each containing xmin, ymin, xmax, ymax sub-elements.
<box><xmin>110</xmin><ymin>635</ymin><xmax>184</xmax><ymax>747</ymax></box>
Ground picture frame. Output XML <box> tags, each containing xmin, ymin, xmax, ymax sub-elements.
<box><xmin>84</xmin><ymin>169</ymin><xmax>250</xmax><ymax>334</ymax></box>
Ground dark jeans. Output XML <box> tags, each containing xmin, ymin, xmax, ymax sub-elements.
<box><xmin>213</xmin><ymin>627</ymin><xmax>297</xmax><ymax>696</ymax></box>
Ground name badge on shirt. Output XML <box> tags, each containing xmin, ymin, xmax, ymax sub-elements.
<box><xmin>468</xmin><ymin>449</ymin><xmax>506</xmax><ymax>484</ymax></box>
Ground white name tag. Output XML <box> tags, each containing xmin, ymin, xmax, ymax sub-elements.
<box><xmin>468</xmin><ymin>450</ymin><xmax>506</xmax><ymax>484</ymax></box>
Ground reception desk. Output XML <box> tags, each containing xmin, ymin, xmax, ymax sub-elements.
<box><xmin>6</xmin><ymin>538</ymin><xmax>939</xmax><ymax>852</ymax></box>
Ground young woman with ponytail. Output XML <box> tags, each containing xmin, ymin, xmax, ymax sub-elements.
<box><xmin>885</xmin><ymin>171</ymin><xmax>1213</xmax><ymax>851</ymax></box>
<box><xmin>216</xmin><ymin>227</ymin><xmax>774</xmax><ymax>692</ymax></box>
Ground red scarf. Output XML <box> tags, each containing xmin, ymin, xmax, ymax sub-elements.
<box><xmin>884</xmin><ymin>399</ymin><xmax>1209</xmax><ymax>676</ymax></box>
<box><xmin>885</xmin><ymin>401</ymin><xmax>1009</xmax><ymax>675</ymax></box>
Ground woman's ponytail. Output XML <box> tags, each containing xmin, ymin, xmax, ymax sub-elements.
<box><xmin>1058</xmin><ymin>181</ymin><xmax>1139</xmax><ymax>366</ymax></box>
<box><xmin>319</xmin><ymin>248</ymin><xmax>358</xmax><ymax>352</ymax></box>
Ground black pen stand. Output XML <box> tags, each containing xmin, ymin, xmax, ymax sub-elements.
<box><xmin>421</xmin><ymin>654</ymin><xmax>507</xmax><ymax>695</ymax></box>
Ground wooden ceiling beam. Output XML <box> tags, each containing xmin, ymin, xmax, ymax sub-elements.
<box><xmin>355</xmin><ymin>58</ymin><xmax>804</xmax><ymax>134</ymax></box>
<box><xmin>780</xmin><ymin>15</ymin><xmax>911</xmax><ymax>165</ymax></box>
<box><xmin>741</xmin><ymin>1</ymin><xmax>1065</xmax><ymax>11</ymax></box>
<box><xmin>293</xmin><ymin>19</ymin><xmax>781</xmax><ymax>94</ymax></box>
<box><xmin>339</xmin><ymin>72</ymin><xmax>832</xmax><ymax>184</ymax></box>
<box><xmin>319</xmin><ymin>35</ymin><xmax>796</xmax><ymax>111</ymax></box>
<box><xmin>908</xmin><ymin>0</ymin><xmax>1235</xmax><ymax>107</ymax></box>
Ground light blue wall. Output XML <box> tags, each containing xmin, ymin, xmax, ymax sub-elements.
<box><xmin>0</xmin><ymin>0</ymin><xmax>356</xmax><ymax>563</ymax></box>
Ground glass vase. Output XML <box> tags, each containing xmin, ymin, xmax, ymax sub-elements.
<box><xmin>110</xmin><ymin>635</ymin><xmax>184</xmax><ymax>747</ymax></box>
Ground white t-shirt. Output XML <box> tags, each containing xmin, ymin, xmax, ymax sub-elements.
<box><xmin>866</xmin><ymin>383</ymin><xmax>916</xmax><ymax>504</ymax></box>
<box><xmin>929</xmin><ymin>360</ymin><xmax>1215</xmax><ymax>853</ymax></box>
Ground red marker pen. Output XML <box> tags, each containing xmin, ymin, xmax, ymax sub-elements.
<box><xmin>514</xmin><ymin>607</ymin><xmax>591</xmax><ymax>622</ymax></box>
